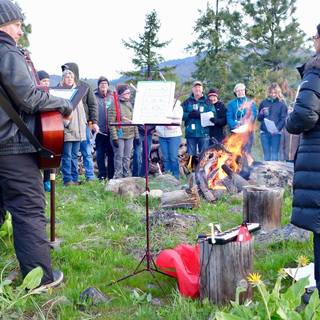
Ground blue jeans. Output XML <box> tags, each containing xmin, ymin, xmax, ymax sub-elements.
<box><xmin>61</xmin><ymin>141</ymin><xmax>81</xmax><ymax>184</ymax></box>
<box><xmin>80</xmin><ymin>126</ymin><xmax>95</xmax><ymax>180</ymax></box>
<box><xmin>260</xmin><ymin>132</ymin><xmax>281</xmax><ymax>161</ymax></box>
<box><xmin>95</xmin><ymin>133</ymin><xmax>114</xmax><ymax>179</ymax></box>
<box><xmin>132</xmin><ymin>133</ymin><xmax>152</xmax><ymax>177</ymax></box>
<box><xmin>186</xmin><ymin>137</ymin><xmax>210</xmax><ymax>156</ymax></box>
<box><xmin>159</xmin><ymin>136</ymin><xmax>181</xmax><ymax>179</ymax></box>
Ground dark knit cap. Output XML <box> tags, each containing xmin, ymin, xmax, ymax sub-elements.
<box><xmin>207</xmin><ymin>88</ymin><xmax>219</xmax><ymax>97</ymax></box>
<box><xmin>117</xmin><ymin>84</ymin><xmax>130</xmax><ymax>95</ymax></box>
<box><xmin>0</xmin><ymin>0</ymin><xmax>24</xmax><ymax>26</ymax></box>
<box><xmin>37</xmin><ymin>70</ymin><xmax>50</xmax><ymax>81</ymax></box>
<box><xmin>317</xmin><ymin>24</ymin><xmax>320</xmax><ymax>37</ymax></box>
<box><xmin>98</xmin><ymin>76</ymin><xmax>109</xmax><ymax>86</ymax></box>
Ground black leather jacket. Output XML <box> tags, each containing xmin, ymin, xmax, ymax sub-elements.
<box><xmin>0</xmin><ymin>31</ymin><xmax>72</xmax><ymax>155</ymax></box>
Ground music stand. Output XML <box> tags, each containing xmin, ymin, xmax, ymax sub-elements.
<box><xmin>107</xmin><ymin>123</ymin><xmax>177</xmax><ymax>288</ymax></box>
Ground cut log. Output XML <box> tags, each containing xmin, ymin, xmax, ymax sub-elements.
<box><xmin>160</xmin><ymin>186</ymin><xmax>200</xmax><ymax>209</ymax></box>
<box><xmin>222</xmin><ymin>164</ymin><xmax>250</xmax><ymax>192</ymax></box>
<box><xmin>243</xmin><ymin>185</ymin><xmax>284</xmax><ymax>231</ymax></box>
<box><xmin>200</xmin><ymin>238</ymin><xmax>253</xmax><ymax>305</ymax></box>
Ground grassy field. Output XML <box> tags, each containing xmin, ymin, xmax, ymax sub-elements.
<box><xmin>0</xmin><ymin>168</ymin><xmax>314</xmax><ymax>319</ymax></box>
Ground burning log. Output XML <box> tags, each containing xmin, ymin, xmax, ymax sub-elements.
<box><xmin>200</xmin><ymin>237</ymin><xmax>253</xmax><ymax>305</ymax></box>
<box><xmin>221</xmin><ymin>164</ymin><xmax>250</xmax><ymax>192</ymax></box>
<box><xmin>160</xmin><ymin>186</ymin><xmax>200</xmax><ymax>209</ymax></box>
<box><xmin>243</xmin><ymin>186</ymin><xmax>284</xmax><ymax>231</ymax></box>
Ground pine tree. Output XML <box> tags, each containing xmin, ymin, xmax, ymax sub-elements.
<box><xmin>122</xmin><ymin>10</ymin><xmax>172</xmax><ymax>81</ymax></box>
<box><xmin>241</xmin><ymin>0</ymin><xmax>306</xmax><ymax>72</ymax></box>
<box><xmin>187</xmin><ymin>0</ymin><xmax>243</xmax><ymax>97</ymax></box>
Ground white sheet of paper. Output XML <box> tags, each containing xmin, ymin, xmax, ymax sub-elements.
<box><xmin>200</xmin><ymin>111</ymin><xmax>214</xmax><ymax>127</ymax></box>
<box><xmin>284</xmin><ymin>263</ymin><xmax>316</xmax><ymax>288</ymax></box>
<box><xmin>264</xmin><ymin>118</ymin><xmax>279</xmax><ymax>134</ymax></box>
<box><xmin>231</xmin><ymin>124</ymin><xmax>249</xmax><ymax>133</ymax></box>
<box><xmin>132</xmin><ymin>81</ymin><xmax>175</xmax><ymax>124</ymax></box>
<box><xmin>49</xmin><ymin>88</ymin><xmax>77</xmax><ymax>101</ymax></box>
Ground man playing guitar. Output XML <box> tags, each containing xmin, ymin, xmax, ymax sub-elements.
<box><xmin>0</xmin><ymin>0</ymin><xmax>72</xmax><ymax>289</ymax></box>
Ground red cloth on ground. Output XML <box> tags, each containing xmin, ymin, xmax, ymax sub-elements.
<box><xmin>155</xmin><ymin>244</ymin><xmax>200</xmax><ymax>298</ymax></box>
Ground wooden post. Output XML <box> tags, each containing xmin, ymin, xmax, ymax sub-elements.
<box><xmin>243</xmin><ymin>185</ymin><xmax>284</xmax><ymax>231</ymax></box>
<box><xmin>200</xmin><ymin>239</ymin><xmax>253</xmax><ymax>305</ymax></box>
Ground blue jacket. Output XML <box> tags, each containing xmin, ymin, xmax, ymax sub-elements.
<box><xmin>182</xmin><ymin>94</ymin><xmax>213</xmax><ymax>138</ymax></box>
<box><xmin>226</xmin><ymin>97</ymin><xmax>257</xmax><ymax>130</ymax></box>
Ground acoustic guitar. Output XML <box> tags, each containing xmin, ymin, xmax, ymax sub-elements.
<box><xmin>23</xmin><ymin>49</ymin><xmax>66</xmax><ymax>169</ymax></box>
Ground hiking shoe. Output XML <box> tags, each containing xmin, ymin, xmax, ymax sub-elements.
<box><xmin>33</xmin><ymin>270</ymin><xmax>64</xmax><ymax>293</ymax></box>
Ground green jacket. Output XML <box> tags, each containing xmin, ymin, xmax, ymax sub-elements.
<box><xmin>108</xmin><ymin>100</ymin><xmax>139</xmax><ymax>140</ymax></box>
<box><xmin>182</xmin><ymin>94</ymin><xmax>213</xmax><ymax>138</ymax></box>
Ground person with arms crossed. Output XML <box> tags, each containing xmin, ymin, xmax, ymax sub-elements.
<box><xmin>0</xmin><ymin>0</ymin><xmax>72</xmax><ymax>288</ymax></box>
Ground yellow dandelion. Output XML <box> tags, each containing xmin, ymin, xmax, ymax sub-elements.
<box><xmin>278</xmin><ymin>268</ymin><xmax>288</xmax><ymax>279</ymax></box>
<box><xmin>296</xmin><ymin>255</ymin><xmax>309</xmax><ymax>267</ymax></box>
<box><xmin>247</xmin><ymin>272</ymin><xmax>262</xmax><ymax>286</ymax></box>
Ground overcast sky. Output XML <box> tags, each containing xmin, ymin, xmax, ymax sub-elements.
<box><xmin>17</xmin><ymin>0</ymin><xmax>318</xmax><ymax>80</ymax></box>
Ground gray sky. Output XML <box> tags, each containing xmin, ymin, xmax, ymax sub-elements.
<box><xmin>17</xmin><ymin>0</ymin><xmax>318</xmax><ymax>80</ymax></box>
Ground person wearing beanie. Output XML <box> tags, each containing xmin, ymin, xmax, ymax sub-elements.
<box><xmin>0</xmin><ymin>0</ymin><xmax>72</xmax><ymax>289</ymax></box>
<box><xmin>206</xmin><ymin>88</ymin><xmax>227</xmax><ymax>143</ymax></box>
<box><xmin>226</xmin><ymin>82</ymin><xmax>257</xmax><ymax>154</ymax></box>
<box><xmin>286</xmin><ymin>23</ymin><xmax>320</xmax><ymax>296</ymax></box>
<box><xmin>94</xmin><ymin>76</ymin><xmax>114</xmax><ymax>180</ymax></box>
<box><xmin>108</xmin><ymin>84</ymin><xmax>139</xmax><ymax>179</ymax></box>
<box><xmin>61</xmin><ymin>62</ymin><xmax>99</xmax><ymax>181</ymax></box>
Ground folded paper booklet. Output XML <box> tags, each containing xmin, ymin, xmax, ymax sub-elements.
<box><xmin>284</xmin><ymin>263</ymin><xmax>316</xmax><ymax>289</ymax></box>
<box><xmin>231</xmin><ymin>123</ymin><xmax>249</xmax><ymax>134</ymax></box>
<box><xmin>200</xmin><ymin>111</ymin><xmax>214</xmax><ymax>127</ymax></box>
<box><xmin>264</xmin><ymin>118</ymin><xmax>279</xmax><ymax>134</ymax></box>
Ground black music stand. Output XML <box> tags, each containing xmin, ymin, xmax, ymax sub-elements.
<box><xmin>107</xmin><ymin>123</ymin><xmax>176</xmax><ymax>289</ymax></box>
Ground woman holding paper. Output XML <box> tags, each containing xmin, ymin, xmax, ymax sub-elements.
<box><xmin>257</xmin><ymin>83</ymin><xmax>287</xmax><ymax>161</ymax></box>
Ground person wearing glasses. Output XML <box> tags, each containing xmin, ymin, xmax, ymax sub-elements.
<box><xmin>286</xmin><ymin>23</ymin><xmax>320</xmax><ymax>296</ymax></box>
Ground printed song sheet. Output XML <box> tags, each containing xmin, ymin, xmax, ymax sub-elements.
<box><xmin>200</xmin><ymin>111</ymin><xmax>214</xmax><ymax>127</ymax></box>
<box><xmin>132</xmin><ymin>81</ymin><xmax>176</xmax><ymax>124</ymax></box>
<box><xmin>264</xmin><ymin>118</ymin><xmax>279</xmax><ymax>134</ymax></box>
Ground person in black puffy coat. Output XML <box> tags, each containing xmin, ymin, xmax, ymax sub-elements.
<box><xmin>286</xmin><ymin>23</ymin><xmax>320</xmax><ymax>294</ymax></box>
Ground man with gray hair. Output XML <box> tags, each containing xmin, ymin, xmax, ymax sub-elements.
<box><xmin>0</xmin><ymin>0</ymin><xmax>72</xmax><ymax>288</ymax></box>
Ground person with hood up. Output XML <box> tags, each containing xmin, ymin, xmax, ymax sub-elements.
<box><xmin>286</xmin><ymin>23</ymin><xmax>320</xmax><ymax>296</ymax></box>
<box><xmin>61</xmin><ymin>62</ymin><xmax>98</xmax><ymax>181</ymax></box>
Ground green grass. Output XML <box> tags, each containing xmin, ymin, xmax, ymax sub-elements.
<box><xmin>0</xmin><ymin>174</ymin><xmax>312</xmax><ymax>319</ymax></box>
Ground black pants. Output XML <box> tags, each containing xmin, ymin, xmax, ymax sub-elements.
<box><xmin>95</xmin><ymin>133</ymin><xmax>114</xmax><ymax>179</ymax></box>
<box><xmin>0</xmin><ymin>153</ymin><xmax>53</xmax><ymax>284</ymax></box>
<box><xmin>314</xmin><ymin>233</ymin><xmax>320</xmax><ymax>292</ymax></box>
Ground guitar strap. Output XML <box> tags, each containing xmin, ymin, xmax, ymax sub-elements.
<box><xmin>0</xmin><ymin>84</ymin><xmax>54</xmax><ymax>159</ymax></box>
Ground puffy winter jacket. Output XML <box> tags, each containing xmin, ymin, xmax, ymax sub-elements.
<box><xmin>286</xmin><ymin>54</ymin><xmax>320</xmax><ymax>233</ymax></box>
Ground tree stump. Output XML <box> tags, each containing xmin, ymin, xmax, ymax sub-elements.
<box><xmin>243</xmin><ymin>185</ymin><xmax>284</xmax><ymax>231</ymax></box>
<box><xmin>200</xmin><ymin>239</ymin><xmax>253</xmax><ymax>305</ymax></box>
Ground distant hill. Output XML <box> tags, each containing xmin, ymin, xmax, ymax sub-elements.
<box><xmin>49</xmin><ymin>55</ymin><xmax>198</xmax><ymax>89</ymax></box>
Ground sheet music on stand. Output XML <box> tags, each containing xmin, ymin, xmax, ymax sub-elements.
<box><xmin>132</xmin><ymin>81</ymin><xmax>176</xmax><ymax>124</ymax></box>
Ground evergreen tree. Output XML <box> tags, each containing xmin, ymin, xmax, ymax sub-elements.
<box><xmin>187</xmin><ymin>0</ymin><xmax>243</xmax><ymax>97</ymax></box>
<box><xmin>122</xmin><ymin>10</ymin><xmax>172</xmax><ymax>81</ymax></box>
<box><xmin>241</xmin><ymin>0</ymin><xmax>306</xmax><ymax>73</ymax></box>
